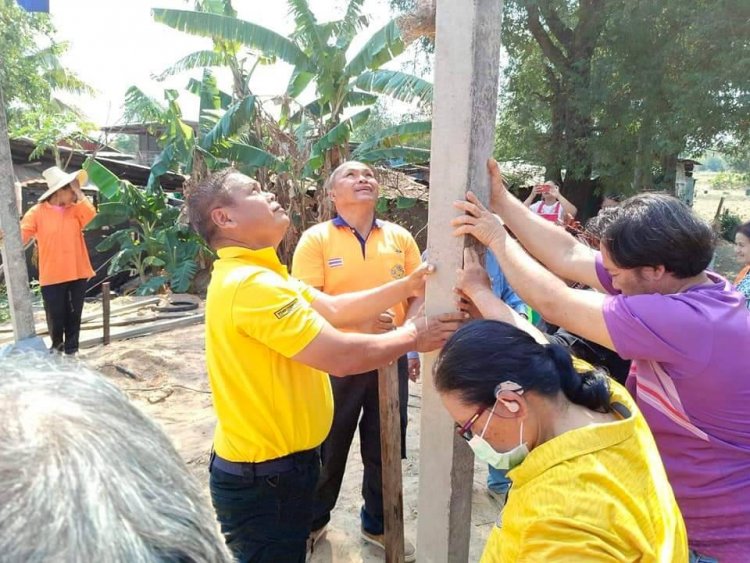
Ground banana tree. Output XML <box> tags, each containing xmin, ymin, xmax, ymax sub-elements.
<box><xmin>152</xmin><ymin>0</ymin><xmax>434</xmax><ymax>180</ymax></box>
<box><xmin>123</xmin><ymin>69</ymin><xmax>281</xmax><ymax>191</ymax></box>
<box><xmin>83</xmin><ymin>159</ymin><xmax>209</xmax><ymax>295</ymax></box>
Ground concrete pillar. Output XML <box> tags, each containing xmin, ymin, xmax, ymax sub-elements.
<box><xmin>0</xmin><ymin>86</ymin><xmax>37</xmax><ymax>342</ymax></box>
<box><xmin>417</xmin><ymin>1</ymin><xmax>504</xmax><ymax>561</ymax></box>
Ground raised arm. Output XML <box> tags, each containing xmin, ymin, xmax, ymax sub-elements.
<box><xmin>452</xmin><ymin>196</ymin><xmax>614</xmax><ymax>351</ymax></box>
<box><xmin>550</xmin><ymin>184</ymin><xmax>577</xmax><ymax>219</ymax></box>
<box><xmin>486</xmin><ymin>160</ymin><xmax>600</xmax><ymax>291</ymax></box>
<box><xmin>72</xmin><ymin>185</ymin><xmax>96</xmax><ymax>228</ymax></box>
<box><xmin>455</xmin><ymin>248</ymin><xmax>548</xmax><ymax>344</ymax></box>
<box><xmin>523</xmin><ymin>186</ymin><xmax>539</xmax><ymax>207</ymax></box>
<box><xmin>309</xmin><ymin>262</ymin><xmax>432</xmax><ymax>328</ymax></box>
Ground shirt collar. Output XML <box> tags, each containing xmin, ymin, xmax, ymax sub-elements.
<box><xmin>332</xmin><ymin>215</ymin><xmax>383</xmax><ymax>230</ymax></box>
<box><xmin>507</xmin><ymin>384</ymin><xmax>636</xmax><ymax>487</ymax></box>
<box><xmin>216</xmin><ymin>246</ymin><xmax>286</xmax><ymax>274</ymax></box>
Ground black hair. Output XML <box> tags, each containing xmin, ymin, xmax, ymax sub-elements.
<box><xmin>738</xmin><ymin>221</ymin><xmax>750</xmax><ymax>241</ymax></box>
<box><xmin>602</xmin><ymin>193</ymin><xmax>715</xmax><ymax>278</ymax></box>
<box><xmin>184</xmin><ymin>168</ymin><xmax>238</xmax><ymax>246</ymax></box>
<box><xmin>434</xmin><ymin>320</ymin><xmax>611</xmax><ymax>412</ymax></box>
<box><xmin>584</xmin><ymin>206</ymin><xmax>622</xmax><ymax>246</ymax></box>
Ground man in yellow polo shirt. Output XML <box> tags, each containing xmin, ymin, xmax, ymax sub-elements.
<box><xmin>184</xmin><ymin>168</ymin><xmax>463</xmax><ymax>563</ymax></box>
<box><xmin>292</xmin><ymin>161</ymin><xmax>421</xmax><ymax>560</ymax></box>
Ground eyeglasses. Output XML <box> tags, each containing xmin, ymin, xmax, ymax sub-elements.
<box><xmin>454</xmin><ymin>382</ymin><xmax>525</xmax><ymax>441</ymax></box>
<box><xmin>455</xmin><ymin>407</ymin><xmax>486</xmax><ymax>442</ymax></box>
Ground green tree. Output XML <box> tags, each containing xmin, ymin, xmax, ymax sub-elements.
<box><xmin>496</xmin><ymin>0</ymin><xmax>750</xmax><ymax>218</ymax></box>
<box><xmin>0</xmin><ymin>0</ymin><xmax>94</xmax><ymax>164</ymax></box>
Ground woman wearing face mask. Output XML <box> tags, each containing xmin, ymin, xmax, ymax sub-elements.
<box><xmin>434</xmin><ymin>320</ymin><xmax>688</xmax><ymax>562</ymax></box>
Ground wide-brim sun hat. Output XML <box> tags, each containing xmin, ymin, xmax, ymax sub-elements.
<box><xmin>38</xmin><ymin>166</ymin><xmax>91</xmax><ymax>202</ymax></box>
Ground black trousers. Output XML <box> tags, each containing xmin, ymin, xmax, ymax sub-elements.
<box><xmin>41</xmin><ymin>278</ymin><xmax>87</xmax><ymax>354</ymax></box>
<box><xmin>311</xmin><ymin>356</ymin><xmax>408</xmax><ymax>535</ymax></box>
<box><xmin>209</xmin><ymin>450</ymin><xmax>320</xmax><ymax>563</ymax></box>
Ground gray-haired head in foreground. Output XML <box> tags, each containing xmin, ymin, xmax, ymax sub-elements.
<box><xmin>0</xmin><ymin>353</ymin><xmax>233</xmax><ymax>563</ymax></box>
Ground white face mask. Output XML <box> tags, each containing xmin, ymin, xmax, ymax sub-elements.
<box><xmin>467</xmin><ymin>401</ymin><xmax>529</xmax><ymax>470</ymax></box>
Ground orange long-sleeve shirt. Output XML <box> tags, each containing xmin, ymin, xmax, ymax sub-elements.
<box><xmin>20</xmin><ymin>200</ymin><xmax>97</xmax><ymax>286</ymax></box>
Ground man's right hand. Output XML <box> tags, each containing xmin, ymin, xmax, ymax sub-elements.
<box><xmin>408</xmin><ymin>310</ymin><xmax>467</xmax><ymax>353</ymax></box>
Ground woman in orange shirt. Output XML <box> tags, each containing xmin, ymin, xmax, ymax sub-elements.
<box><xmin>20</xmin><ymin>166</ymin><xmax>96</xmax><ymax>355</ymax></box>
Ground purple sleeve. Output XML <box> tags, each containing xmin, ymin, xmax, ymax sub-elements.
<box><xmin>594</xmin><ymin>252</ymin><xmax>618</xmax><ymax>295</ymax></box>
<box><xmin>601</xmin><ymin>293</ymin><xmax>711</xmax><ymax>377</ymax></box>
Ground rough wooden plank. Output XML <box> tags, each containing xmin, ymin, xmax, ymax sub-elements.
<box><xmin>378</xmin><ymin>361</ymin><xmax>405</xmax><ymax>563</ymax></box>
<box><xmin>78</xmin><ymin>313</ymin><xmax>205</xmax><ymax>349</ymax></box>
<box><xmin>0</xmin><ymin>86</ymin><xmax>36</xmax><ymax>342</ymax></box>
<box><xmin>417</xmin><ymin>1</ymin><xmax>504</xmax><ymax>561</ymax></box>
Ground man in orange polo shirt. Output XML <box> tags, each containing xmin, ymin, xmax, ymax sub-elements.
<box><xmin>292</xmin><ymin>161</ymin><xmax>421</xmax><ymax>560</ymax></box>
<box><xmin>19</xmin><ymin>166</ymin><xmax>96</xmax><ymax>355</ymax></box>
<box><xmin>185</xmin><ymin>168</ymin><xmax>463</xmax><ymax>562</ymax></box>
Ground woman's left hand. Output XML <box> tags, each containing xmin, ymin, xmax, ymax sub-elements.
<box><xmin>452</xmin><ymin>191</ymin><xmax>506</xmax><ymax>248</ymax></box>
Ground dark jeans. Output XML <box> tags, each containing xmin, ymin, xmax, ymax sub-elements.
<box><xmin>209</xmin><ymin>449</ymin><xmax>320</xmax><ymax>563</ymax></box>
<box><xmin>41</xmin><ymin>278</ymin><xmax>87</xmax><ymax>354</ymax></box>
<box><xmin>311</xmin><ymin>356</ymin><xmax>408</xmax><ymax>535</ymax></box>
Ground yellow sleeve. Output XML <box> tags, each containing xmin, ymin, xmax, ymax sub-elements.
<box><xmin>515</xmin><ymin>518</ymin><xmax>626</xmax><ymax>562</ymax></box>
<box><xmin>291</xmin><ymin>277</ymin><xmax>322</xmax><ymax>304</ymax></box>
<box><xmin>232</xmin><ymin>269</ymin><xmax>325</xmax><ymax>358</ymax></box>
<box><xmin>291</xmin><ymin>229</ymin><xmax>325</xmax><ymax>288</ymax></box>
<box><xmin>403</xmin><ymin>233</ymin><xmax>421</xmax><ymax>276</ymax></box>
<box><xmin>19</xmin><ymin>205</ymin><xmax>38</xmax><ymax>245</ymax></box>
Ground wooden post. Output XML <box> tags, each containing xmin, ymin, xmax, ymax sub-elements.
<box><xmin>378</xmin><ymin>361</ymin><xmax>405</xmax><ymax>563</ymax></box>
<box><xmin>417</xmin><ymin>1</ymin><xmax>504</xmax><ymax>562</ymax></box>
<box><xmin>102</xmin><ymin>282</ymin><xmax>111</xmax><ymax>345</ymax></box>
<box><xmin>0</xmin><ymin>86</ymin><xmax>36</xmax><ymax>342</ymax></box>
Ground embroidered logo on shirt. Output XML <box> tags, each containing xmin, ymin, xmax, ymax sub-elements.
<box><xmin>390</xmin><ymin>264</ymin><xmax>406</xmax><ymax>279</ymax></box>
<box><xmin>328</xmin><ymin>257</ymin><xmax>344</xmax><ymax>268</ymax></box>
<box><xmin>274</xmin><ymin>298</ymin><xmax>300</xmax><ymax>320</ymax></box>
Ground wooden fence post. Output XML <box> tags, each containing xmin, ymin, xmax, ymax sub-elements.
<box><xmin>378</xmin><ymin>361</ymin><xmax>405</xmax><ymax>562</ymax></box>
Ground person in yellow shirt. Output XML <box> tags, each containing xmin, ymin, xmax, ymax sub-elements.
<box><xmin>292</xmin><ymin>161</ymin><xmax>421</xmax><ymax>560</ymax></box>
<box><xmin>184</xmin><ymin>168</ymin><xmax>464</xmax><ymax>563</ymax></box>
<box><xmin>433</xmin><ymin>315</ymin><xmax>688</xmax><ymax>562</ymax></box>
<box><xmin>19</xmin><ymin>166</ymin><xmax>96</xmax><ymax>355</ymax></box>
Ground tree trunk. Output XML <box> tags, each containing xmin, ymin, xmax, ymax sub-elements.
<box><xmin>660</xmin><ymin>152</ymin><xmax>678</xmax><ymax>195</ymax></box>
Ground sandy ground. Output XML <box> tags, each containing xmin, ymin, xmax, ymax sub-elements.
<box><xmin>76</xmin><ymin>324</ymin><xmax>497</xmax><ymax>562</ymax></box>
<box><xmin>12</xmin><ymin>181</ymin><xmax>746</xmax><ymax>561</ymax></box>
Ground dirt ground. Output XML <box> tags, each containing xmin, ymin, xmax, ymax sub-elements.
<box><xmin>79</xmin><ymin>324</ymin><xmax>496</xmax><ymax>562</ymax></box>
<box><xmin>60</xmin><ymin>180</ymin><xmax>750</xmax><ymax>561</ymax></box>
